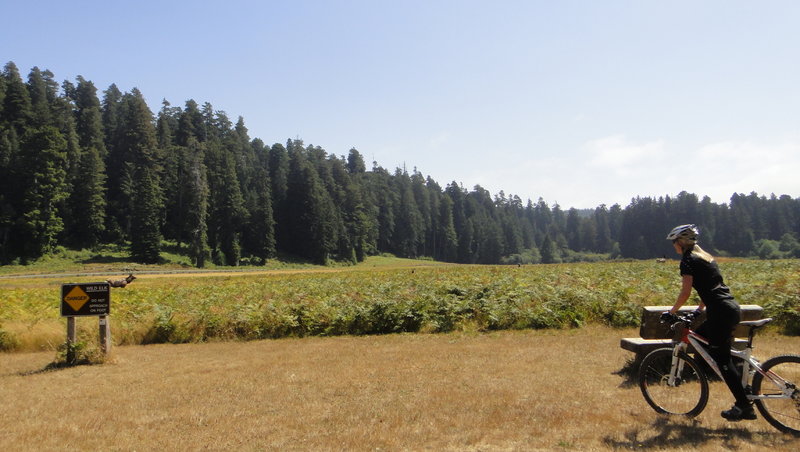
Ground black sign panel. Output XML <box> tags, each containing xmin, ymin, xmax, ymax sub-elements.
<box><xmin>61</xmin><ymin>283</ymin><xmax>111</xmax><ymax>317</ymax></box>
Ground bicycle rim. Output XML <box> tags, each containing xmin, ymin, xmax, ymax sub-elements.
<box><xmin>639</xmin><ymin>348</ymin><xmax>709</xmax><ymax>417</ymax></box>
<box><xmin>753</xmin><ymin>354</ymin><xmax>800</xmax><ymax>436</ymax></box>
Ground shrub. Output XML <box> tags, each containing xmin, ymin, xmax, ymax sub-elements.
<box><xmin>0</xmin><ymin>325</ymin><xmax>19</xmax><ymax>352</ymax></box>
<box><xmin>52</xmin><ymin>339</ymin><xmax>107</xmax><ymax>367</ymax></box>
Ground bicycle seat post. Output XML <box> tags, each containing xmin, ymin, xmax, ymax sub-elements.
<box><xmin>740</xmin><ymin>318</ymin><xmax>774</xmax><ymax>349</ymax></box>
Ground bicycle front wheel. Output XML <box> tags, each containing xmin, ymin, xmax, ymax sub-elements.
<box><xmin>752</xmin><ymin>354</ymin><xmax>800</xmax><ymax>436</ymax></box>
<box><xmin>638</xmin><ymin>347</ymin><xmax>709</xmax><ymax>417</ymax></box>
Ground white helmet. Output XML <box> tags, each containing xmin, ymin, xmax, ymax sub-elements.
<box><xmin>666</xmin><ymin>224</ymin><xmax>699</xmax><ymax>242</ymax></box>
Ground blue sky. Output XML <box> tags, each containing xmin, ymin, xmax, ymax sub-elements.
<box><xmin>3</xmin><ymin>0</ymin><xmax>799</xmax><ymax>209</ymax></box>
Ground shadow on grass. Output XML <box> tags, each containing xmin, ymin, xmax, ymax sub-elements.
<box><xmin>614</xmin><ymin>357</ymin><xmax>639</xmax><ymax>388</ymax></box>
<box><xmin>18</xmin><ymin>358</ymin><xmax>102</xmax><ymax>376</ymax></box>
<box><xmin>603</xmin><ymin>416</ymin><xmax>797</xmax><ymax>449</ymax></box>
<box><xmin>80</xmin><ymin>254</ymin><xmax>132</xmax><ymax>265</ymax></box>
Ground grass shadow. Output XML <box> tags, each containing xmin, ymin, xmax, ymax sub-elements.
<box><xmin>18</xmin><ymin>358</ymin><xmax>103</xmax><ymax>376</ymax></box>
<box><xmin>603</xmin><ymin>416</ymin><xmax>797</xmax><ymax>449</ymax></box>
<box><xmin>80</xmin><ymin>253</ymin><xmax>133</xmax><ymax>265</ymax></box>
<box><xmin>614</xmin><ymin>357</ymin><xmax>640</xmax><ymax>388</ymax></box>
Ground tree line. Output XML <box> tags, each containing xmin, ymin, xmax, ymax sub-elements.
<box><xmin>1</xmin><ymin>62</ymin><xmax>799</xmax><ymax>266</ymax></box>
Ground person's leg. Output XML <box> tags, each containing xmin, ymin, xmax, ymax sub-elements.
<box><xmin>703</xmin><ymin>310</ymin><xmax>755</xmax><ymax>420</ymax></box>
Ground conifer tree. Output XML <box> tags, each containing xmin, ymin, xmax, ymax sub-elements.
<box><xmin>540</xmin><ymin>234</ymin><xmax>558</xmax><ymax>264</ymax></box>
<box><xmin>593</xmin><ymin>205</ymin><xmax>613</xmax><ymax>253</ymax></box>
<box><xmin>130</xmin><ymin>167</ymin><xmax>163</xmax><ymax>263</ymax></box>
<box><xmin>367</xmin><ymin>165</ymin><xmax>397</xmax><ymax>253</ymax></box>
<box><xmin>436</xmin><ymin>193</ymin><xmax>458</xmax><ymax>261</ymax></box>
<box><xmin>65</xmin><ymin>77</ymin><xmax>107</xmax><ymax>249</ymax></box>
<box><xmin>176</xmin><ymin>100</ymin><xmax>205</xmax><ymax>146</ymax></box>
<box><xmin>100</xmin><ymin>84</ymin><xmax>126</xmax><ymax>241</ymax></box>
<box><xmin>17</xmin><ymin>126</ymin><xmax>68</xmax><ymax>260</ymax></box>
<box><xmin>393</xmin><ymin>170</ymin><xmax>423</xmax><ymax>257</ymax></box>
<box><xmin>120</xmin><ymin>89</ymin><xmax>163</xmax><ymax>263</ymax></box>
<box><xmin>2</xmin><ymin>62</ymin><xmax>32</xmax><ymax>135</ymax></box>
<box><xmin>26</xmin><ymin>67</ymin><xmax>52</xmax><ymax>127</ymax></box>
<box><xmin>185</xmin><ymin>138</ymin><xmax>210</xmax><ymax>267</ymax></box>
<box><xmin>268</xmin><ymin>143</ymin><xmax>290</xmax><ymax>252</ymax></box>
<box><xmin>210</xmin><ymin>146</ymin><xmax>246</xmax><ymax>265</ymax></box>
<box><xmin>286</xmin><ymin>147</ymin><xmax>336</xmax><ymax>264</ymax></box>
<box><xmin>246</xmin><ymin>165</ymin><xmax>276</xmax><ymax>262</ymax></box>
<box><xmin>100</xmin><ymin>84</ymin><xmax>122</xmax><ymax>152</ymax></box>
<box><xmin>65</xmin><ymin>140</ymin><xmax>106</xmax><ymax>250</ymax></box>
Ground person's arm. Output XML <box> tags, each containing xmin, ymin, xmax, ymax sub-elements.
<box><xmin>669</xmin><ymin>274</ymin><xmax>693</xmax><ymax>314</ymax></box>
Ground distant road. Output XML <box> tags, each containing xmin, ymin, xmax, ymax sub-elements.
<box><xmin>0</xmin><ymin>263</ymin><xmax>438</xmax><ymax>281</ymax></box>
<box><xmin>0</xmin><ymin>268</ymin><xmax>320</xmax><ymax>280</ymax></box>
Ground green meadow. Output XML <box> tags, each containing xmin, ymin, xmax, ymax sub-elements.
<box><xmin>1</xmin><ymin>257</ymin><xmax>798</xmax><ymax>353</ymax></box>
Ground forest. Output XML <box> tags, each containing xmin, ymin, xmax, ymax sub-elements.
<box><xmin>1</xmin><ymin>61</ymin><xmax>799</xmax><ymax>266</ymax></box>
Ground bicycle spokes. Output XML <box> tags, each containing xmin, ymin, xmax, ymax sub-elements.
<box><xmin>639</xmin><ymin>348</ymin><xmax>709</xmax><ymax>417</ymax></box>
<box><xmin>752</xmin><ymin>355</ymin><xmax>800</xmax><ymax>436</ymax></box>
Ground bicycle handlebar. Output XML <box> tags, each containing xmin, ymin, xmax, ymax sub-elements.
<box><xmin>659</xmin><ymin>313</ymin><xmax>695</xmax><ymax>331</ymax></box>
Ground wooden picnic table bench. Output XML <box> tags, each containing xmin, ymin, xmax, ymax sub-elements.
<box><xmin>620</xmin><ymin>305</ymin><xmax>764</xmax><ymax>361</ymax></box>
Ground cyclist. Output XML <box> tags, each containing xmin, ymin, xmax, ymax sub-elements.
<box><xmin>662</xmin><ymin>224</ymin><xmax>756</xmax><ymax>421</ymax></box>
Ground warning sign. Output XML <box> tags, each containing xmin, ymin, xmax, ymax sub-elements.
<box><xmin>61</xmin><ymin>283</ymin><xmax>110</xmax><ymax>317</ymax></box>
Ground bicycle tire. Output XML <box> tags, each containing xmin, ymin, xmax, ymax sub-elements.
<box><xmin>752</xmin><ymin>354</ymin><xmax>800</xmax><ymax>436</ymax></box>
<box><xmin>638</xmin><ymin>347</ymin><xmax>709</xmax><ymax>417</ymax></box>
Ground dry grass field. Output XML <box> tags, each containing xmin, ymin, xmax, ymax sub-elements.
<box><xmin>1</xmin><ymin>326</ymin><xmax>799</xmax><ymax>451</ymax></box>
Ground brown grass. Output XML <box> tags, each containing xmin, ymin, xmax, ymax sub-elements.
<box><xmin>1</xmin><ymin>326</ymin><xmax>799</xmax><ymax>451</ymax></box>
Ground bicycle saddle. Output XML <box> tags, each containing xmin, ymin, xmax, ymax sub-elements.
<box><xmin>739</xmin><ymin>318</ymin><xmax>773</xmax><ymax>328</ymax></box>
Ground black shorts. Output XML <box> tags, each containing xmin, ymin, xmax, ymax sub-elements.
<box><xmin>696</xmin><ymin>305</ymin><xmax>741</xmax><ymax>348</ymax></box>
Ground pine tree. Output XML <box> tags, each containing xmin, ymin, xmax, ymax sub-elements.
<box><xmin>592</xmin><ymin>205</ymin><xmax>613</xmax><ymax>253</ymax></box>
<box><xmin>210</xmin><ymin>145</ymin><xmax>246</xmax><ymax>265</ymax></box>
<box><xmin>285</xmin><ymin>147</ymin><xmax>336</xmax><ymax>264</ymax></box>
<box><xmin>393</xmin><ymin>170</ymin><xmax>423</xmax><ymax>258</ymax></box>
<box><xmin>245</xmin><ymin>165</ymin><xmax>276</xmax><ymax>262</ymax></box>
<box><xmin>176</xmin><ymin>100</ymin><xmax>205</xmax><ymax>146</ymax></box>
<box><xmin>101</xmin><ymin>84</ymin><xmax>122</xmax><ymax>152</ymax></box>
<box><xmin>129</xmin><ymin>166</ymin><xmax>163</xmax><ymax>263</ymax></box>
<box><xmin>121</xmin><ymin>89</ymin><xmax>163</xmax><ymax>263</ymax></box>
<box><xmin>565</xmin><ymin>208</ymin><xmax>581</xmax><ymax>250</ymax></box>
<box><xmin>0</xmin><ymin>69</ymin><xmax>6</xmax><ymax>107</ymax></box>
<box><xmin>17</xmin><ymin>126</ymin><xmax>68</xmax><ymax>260</ymax></box>
<box><xmin>436</xmin><ymin>194</ymin><xmax>458</xmax><ymax>261</ymax></box>
<box><xmin>540</xmin><ymin>234</ymin><xmax>558</xmax><ymax>264</ymax></box>
<box><xmin>369</xmin><ymin>165</ymin><xmax>396</xmax><ymax>254</ymax></box>
<box><xmin>346</xmin><ymin>148</ymin><xmax>366</xmax><ymax>174</ymax></box>
<box><xmin>0</xmin><ymin>63</ymin><xmax>27</xmax><ymax>261</ymax></box>
<box><xmin>65</xmin><ymin>76</ymin><xmax>107</xmax><ymax>249</ymax></box>
<box><xmin>68</xmin><ymin>144</ymin><xmax>107</xmax><ymax>249</ymax></box>
<box><xmin>268</xmin><ymin>142</ymin><xmax>290</xmax><ymax>252</ymax></box>
<box><xmin>26</xmin><ymin>67</ymin><xmax>52</xmax><ymax>127</ymax></box>
<box><xmin>2</xmin><ymin>62</ymin><xmax>33</xmax><ymax>135</ymax></box>
<box><xmin>100</xmin><ymin>84</ymin><xmax>126</xmax><ymax>241</ymax></box>
<box><xmin>185</xmin><ymin>138</ymin><xmax>210</xmax><ymax>267</ymax></box>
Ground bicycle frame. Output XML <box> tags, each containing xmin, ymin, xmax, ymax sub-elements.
<box><xmin>668</xmin><ymin>323</ymin><xmax>796</xmax><ymax>402</ymax></box>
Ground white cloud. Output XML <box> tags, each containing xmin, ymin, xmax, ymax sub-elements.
<box><xmin>693</xmin><ymin>140</ymin><xmax>800</xmax><ymax>200</ymax></box>
<box><xmin>585</xmin><ymin>134</ymin><xmax>667</xmax><ymax>176</ymax></box>
<box><xmin>427</xmin><ymin>131</ymin><xmax>451</xmax><ymax>149</ymax></box>
<box><xmin>416</xmin><ymin>135</ymin><xmax>800</xmax><ymax>211</ymax></box>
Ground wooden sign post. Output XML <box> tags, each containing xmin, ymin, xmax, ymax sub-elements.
<box><xmin>61</xmin><ymin>282</ymin><xmax>111</xmax><ymax>363</ymax></box>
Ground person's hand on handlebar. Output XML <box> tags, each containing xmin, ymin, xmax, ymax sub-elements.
<box><xmin>659</xmin><ymin>311</ymin><xmax>678</xmax><ymax>324</ymax></box>
<box><xmin>684</xmin><ymin>308</ymin><xmax>703</xmax><ymax>321</ymax></box>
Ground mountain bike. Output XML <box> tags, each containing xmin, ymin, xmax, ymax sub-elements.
<box><xmin>638</xmin><ymin>314</ymin><xmax>800</xmax><ymax>435</ymax></box>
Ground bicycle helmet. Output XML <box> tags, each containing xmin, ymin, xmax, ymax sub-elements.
<box><xmin>666</xmin><ymin>224</ymin><xmax>699</xmax><ymax>243</ymax></box>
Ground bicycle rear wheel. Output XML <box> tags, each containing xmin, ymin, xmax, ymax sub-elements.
<box><xmin>639</xmin><ymin>347</ymin><xmax>709</xmax><ymax>417</ymax></box>
<box><xmin>752</xmin><ymin>354</ymin><xmax>800</xmax><ymax>436</ymax></box>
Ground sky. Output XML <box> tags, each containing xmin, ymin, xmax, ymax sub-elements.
<box><xmin>3</xmin><ymin>0</ymin><xmax>799</xmax><ymax>209</ymax></box>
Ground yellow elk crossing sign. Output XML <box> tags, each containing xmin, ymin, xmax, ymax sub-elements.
<box><xmin>60</xmin><ymin>283</ymin><xmax>110</xmax><ymax>317</ymax></box>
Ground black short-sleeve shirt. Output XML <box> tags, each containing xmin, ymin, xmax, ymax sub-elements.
<box><xmin>679</xmin><ymin>251</ymin><xmax>737</xmax><ymax>311</ymax></box>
